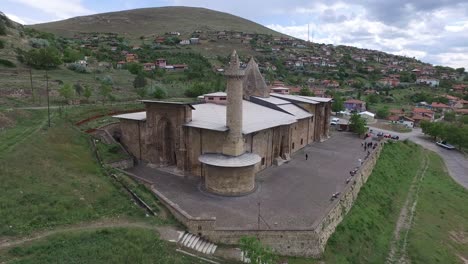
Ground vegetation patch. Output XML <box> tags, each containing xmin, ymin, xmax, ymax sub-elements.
<box><xmin>406</xmin><ymin>152</ymin><xmax>468</xmax><ymax>263</ymax></box>
<box><xmin>0</xmin><ymin>118</ymin><xmax>148</xmax><ymax>237</ymax></box>
<box><xmin>0</xmin><ymin>58</ymin><xmax>16</xmax><ymax>67</ymax></box>
<box><xmin>0</xmin><ymin>228</ymin><xmax>205</xmax><ymax>263</ymax></box>
<box><xmin>372</xmin><ymin>122</ymin><xmax>412</xmax><ymax>133</ymax></box>
<box><xmin>95</xmin><ymin>140</ymin><xmax>128</xmax><ymax>164</ymax></box>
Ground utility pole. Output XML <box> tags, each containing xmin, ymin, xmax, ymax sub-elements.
<box><xmin>45</xmin><ymin>69</ymin><xmax>50</xmax><ymax>127</ymax></box>
<box><xmin>257</xmin><ymin>201</ymin><xmax>260</xmax><ymax>230</ymax></box>
<box><xmin>29</xmin><ymin>67</ymin><xmax>34</xmax><ymax>104</ymax></box>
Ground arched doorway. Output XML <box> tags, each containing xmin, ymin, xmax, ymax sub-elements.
<box><xmin>157</xmin><ymin>117</ymin><xmax>175</xmax><ymax>166</ymax></box>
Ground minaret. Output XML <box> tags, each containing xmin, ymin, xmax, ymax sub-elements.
<box><xmin>223</xmin><ymin>50</ymin><xmax>245</xmax><ymax>156</ymax></box>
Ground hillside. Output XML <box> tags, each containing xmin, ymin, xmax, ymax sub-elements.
<box><xmin>29</xmin><ymin>6</ymin><xmax>285</xmax><ymax>39</ymax></box>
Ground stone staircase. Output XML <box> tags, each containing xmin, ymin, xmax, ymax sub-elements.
<box><xmin>177</xmin><ymin>231</ymin><xmax>218</xmax><ymax>255</ymax></box>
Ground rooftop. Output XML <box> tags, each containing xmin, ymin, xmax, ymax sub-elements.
<box><xmin>185</xmin><ymin>100</ymin><xmax>298</xmax><ymax>134</ymax></box>
<box><xmin>198</xmin><ymin>152</ymin><xmax>261</xmax><ymax>167</ymax></box>
<box><xmin>270</xmin><ymin>93</ymin><xmax>320</xmax><ymax>104</ymax></box>
<box><xmin>113</xmin><ymin>111</ymin><xmax>146</xmax><ymax>121</ymax></box>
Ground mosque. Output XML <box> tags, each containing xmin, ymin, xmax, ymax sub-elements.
<box><xmin>114</xmin><ymin>51</ymin><xmax>332</xmax><ymax>196</ymax></box>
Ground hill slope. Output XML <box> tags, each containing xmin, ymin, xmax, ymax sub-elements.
<box><xmin>29</xmin><ymin>6</ymin><xmax>285</xmax><ymax>38</ymax></box>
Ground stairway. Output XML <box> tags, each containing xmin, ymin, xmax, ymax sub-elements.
<box><xmin>177</xmin><ymin>231</ymin><xmax>218</xmax><ymax>255</ymax></box>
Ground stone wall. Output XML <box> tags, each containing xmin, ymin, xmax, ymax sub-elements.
<box><xmin>204</xmin><ymin>164</ymin><xmax>257</xmax><ymax>196</ymax></box>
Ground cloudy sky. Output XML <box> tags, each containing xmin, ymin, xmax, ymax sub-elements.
<box><xmin>2</xmin><ymin>0</ymin><xmax>468</xmax><ymax>68</ymax></box>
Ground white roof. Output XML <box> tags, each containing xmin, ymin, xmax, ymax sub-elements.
<box><xmin>359</xmin><ymin>111</ymin><xmax>375</xmax><ymax>117</ymax></box>
<box><xmin>298</xmin><ymin>96</ymin><xmax>333</xmax><ymax>103</ymax></box>
<box><xmin>278</xmin><ymin>104</ymin><xmax>312</xmax><ymax>119</ymax></box>
<box><xmin>252</xmin><ymin>96</ymin><xmax>312</xmax><ymax>119</ymax></box>
<box><xmin>185</xmin><ymin>100</ymin><xmax>297</xmax><ymax>134</ymax></box>
<box><xmin>270</xmin><ymin>93</ymin><xmax>320</xmax><ymax>104</ymax></box>
<box><xmin>203</xmin><ymin>92</ymin><xmax>227</xmax><ymax>97</ymax></box>
<box><xmin>271</xmin><ymin>87</ymin><xmax>289</xmax><ymax>90</ymax></box>
<box><xmin>252</xmin><ymin>96</ymin><xmax>290</xmax><ymax>105</ymax></box>
<box><xmin>199</xmin><ymin>152</ymin><xmax>261</xmax><ymax>167</ymax></box>
<box><xmin>113</xmin><ymin>111</ymin><xmax>146</xmax><ymax>121</ymax></box>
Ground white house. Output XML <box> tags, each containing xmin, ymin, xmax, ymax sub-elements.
<box><xmin>416</xmin><ymin>76</ymin><xmax>440</xmax><ymax>87</ymax></box>
<box><xmin>359</xmin><ymin>111</ymin><xmax>375</xmax><ymax>122</ymax></box>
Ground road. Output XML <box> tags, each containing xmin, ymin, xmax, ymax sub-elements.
<box><xmin>368</xmin><ymin>125</ymin><xmax>468</xmax><ymax>189</ymax></box>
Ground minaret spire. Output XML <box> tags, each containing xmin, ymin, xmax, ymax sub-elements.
<box><xmin>223</xmin><ymin>50</ymin><xmax>245</xmax><ymax>156</ymax></box>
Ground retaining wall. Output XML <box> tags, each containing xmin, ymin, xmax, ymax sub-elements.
<box><xmin>125</xmin><ymin>142</ymin><xmax>385</xmax><ymax>257</ymax></box>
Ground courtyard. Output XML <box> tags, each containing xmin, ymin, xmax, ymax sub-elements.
<box><xmin>127</xmin><ymin>132</ymin><xmax>372</xmax><ymax>230</ymax></box>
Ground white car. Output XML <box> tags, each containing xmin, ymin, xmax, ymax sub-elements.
<box><xmin>330</xmin><ymin>117</ymin><xmax>339</xmax><ymax>125</ymax></box>
<box><xmin>436</xmin><ymin>141</ymin><xmax>455</xmax><ymax>150</ymax></box>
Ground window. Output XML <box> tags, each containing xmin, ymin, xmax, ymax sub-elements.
<box><xmin>301</xmin><ymin>138</ymin><xmax>303</xmax><ymax>144</ymax></box>
<box><xmin>292</xmin><ymin>143</ymin><xmax>295</xmax><ymax>149</ymax></box>
<box><xmin>220</xmin><ymin>97</ymin><xmax>226</xmax><ymax>100</ymax></box>
<box><xmin>208</xmin><ymin>97</ymin><xmax>214</xmax><ymax>100</ymax></box>
<box><xmin>261</xmin><ymin>157</ymin><xmax>265</xmax><ymax>165</ymax></box>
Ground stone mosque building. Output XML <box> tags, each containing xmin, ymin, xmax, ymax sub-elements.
<box><xmin>115</xmin><ymin>51</ymin><xmax>332</xmax><ymax>196</ymax></box>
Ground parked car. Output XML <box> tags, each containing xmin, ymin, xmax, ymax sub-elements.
<box><xmin>377</xmin><ymin>132</ymin><xmax>384</xmax><ymax>137</ymax></box>
<box><xmin>436</xmin><ymin>141</ymin><xmax>455</xmax><ymax>150</ymax></box>
<box><xmin>391</xmin><ymin>135</ymin><xmax>399</xmax><ymax>140</ymax></box>
<box><xmin>384</xmin><ymin>134</ymin><xmax>392</xmax><ymax>138</ymax></box>
<box><xmin>330</xmin><ymin>117</ymin><xmax>340</xmax><ymax>125</ymax></box>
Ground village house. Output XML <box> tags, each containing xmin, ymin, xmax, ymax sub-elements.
<box><xmin>344</xmin><ymin>99</ymin><xmax>366</xmax><ymax>112</ymax></box>
<box><xmin>179</xmin><ymin>39</ymin><xmax>190</xmax><ymax>45</ymax></box>
<box><xmin>156</xmin><ymin>58</ymin><xmax>167</xmax><ymax>68</ymax></box>
<box><xmin>430</xmin><ymin>102</ymin><xmax>450</xmax><ymax>112</ymax></box>
<box><xmin>416</xmin><ymin>76</ymin><xmax>439</xmax><ymax>87</ymax></box>
<box><xmin>116</xmin><ymin>61</ymin><xmax>126</xmax><ymax>69</ymax></box>
<box><xmin>378</xmin><ymin>77</ymin><xmax>400</xmax><ymax>87</ymax></box>
<box><xmin>143</xmin><ymin>62</ymin><xmax>156</xmax><ymax>71</ymax></box>
<box><xmin>411</xmin><ymin>108</ymin><xmax>435</xmax><ymax>125</ymax></box>
<box><xmin>125</xmin><ymin>53</ymin><xmax>138</xmax><ymax>63</ymax></box>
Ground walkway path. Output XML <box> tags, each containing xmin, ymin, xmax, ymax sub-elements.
<box><xmin>0</xmin><ymin>218</ymin><xmax>180</xmax><ymax>250</ymax></box>
<box><xmin>369</xmin><ymin>125</ymin><xmax>468</xmax><ymax>189</ymax></box>
<box><xmin>386</xmin><ymin>152</ymin><xmax>429</xmax><ymax>263</ymax></box>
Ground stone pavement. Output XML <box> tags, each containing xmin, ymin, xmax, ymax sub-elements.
<box><xmin>127</xmin><ymin>132</ymin><xmax>373</xmax><ymax>230</ymax></box>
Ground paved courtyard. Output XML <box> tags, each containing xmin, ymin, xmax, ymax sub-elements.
<box><xmin>127</xmin><ymin>132</ymin><xmax>373</xmax><ymax>230</ymax></box>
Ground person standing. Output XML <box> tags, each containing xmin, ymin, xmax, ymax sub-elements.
<box><xmin>305</xmin><ymin>153</ymin><xmax>308</xmax><ymax>160</ymax></box>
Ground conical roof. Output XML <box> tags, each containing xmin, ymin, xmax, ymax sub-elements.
<box><xmin>242</xmin><ymin>57</ymin><xmax>269</xmax><ymax>99</ymax></box>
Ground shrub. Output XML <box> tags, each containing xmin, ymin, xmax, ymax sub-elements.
<box><xmin>67</xmin><ymin>63</ymin><xmax>88</xmax><ymax>73</ymax></box>
<box><xmin>0</xmin><ymin>39</ymin><xmax>5</xmax><ymax>49</ymax></box>
<box><xmin>152</xmin><ymin>87</ymin><xmax>166</xmax><ymax>99</ymax></box>
<box><xmin>0</xmin><ymin>58</ymin><xmax>15</xmax><ymax>68</ymax></box>
<box><xmin>29</xmin><ymin>38</ymin><xmax>50</xmax><ymax>48</ymax></box>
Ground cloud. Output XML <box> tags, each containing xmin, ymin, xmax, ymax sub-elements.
<box><xmin>5</xmin><ymin>0</ymin><xmax>92</xmax><ymax>20</ymax></box>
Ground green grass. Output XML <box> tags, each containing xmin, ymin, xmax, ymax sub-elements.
<box><xmin>0</xmin><ymin>117</ymin><xmax>149</xmax><ymax>237</ymax></box>
<box><xmin>95</xmin><ymin>141</ymin><xmax>129</xmax><ymax>163</ymax></box>
<box><xmin>0</xmin><ymin>109</ymin><xmax>46</xmax><ymax>156</ymax></box>
<box><xmin>406</xmin><ymin>152</ymin><xmax>468</xmax><ymax>263</ymax></box>
<box><xmin>0</xmin><ymin>228</ymin><xmax>206</xmax><ymax>264</ymax></box>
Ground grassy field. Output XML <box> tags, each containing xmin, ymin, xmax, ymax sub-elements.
<box><xmin>0</xmin><ymin>112</ymin><xmax>151</xmax><ymax>237</ymax></box>
<box><xmin>0</xmin><ymin>228</ymin><xmax>206</xmax><ymax>264</ymax></box>
<box><xmin>407</xmin><ymin>152</ymin><xmax>468</xmax><ymax>263</ymax></box>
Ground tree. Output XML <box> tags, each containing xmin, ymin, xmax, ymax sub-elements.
<box><xmin>456</xmin><ymin>67</ymin><xmax>465</xmax><ymax>74</ymax></box>
<box><xmin>73</xmin><ymin>82</ymin><xmax>83</xmax><ymax>96</ymax></box>
<box><xmin>349</xmin><ymin>113</ymin><xmax>367</xmax><ymax>135</ymax></box>
<box><xmin>24</xmin><ymin>47</ymin><xmax>62</xmax><ymax>69</ymax></box>
<box><xmin>332</xmin><ymin>96</ymin><xmax>344</xmax><ymax>112</ymax></box>
<box><xmin>152</xmin><ymin>87</ymin><xmax>166</xmax><ymax>99</ymax></box>
<box><xmin>133</xmin><ymin>73</ymin><xmax>147</xmax><ymax>89</ymax></box>
<box><xmin>444</xmin><ymin>111</ymin><xmax>456</xmax><ymax>122</ymax></box>
<box><xmin>58</xmin><ymin>83</ymin><xmax>74</xmax><ymax>102</ymax></box>
<box><xmin>23</xmin><ymin>47</ymin><xmax>62</xmax><ymax>127</ymax></box>
<box><xmin>299</xmin><ymin>87</ymin><xmax>313</xmax><ymax>96</ymax></box>
<box><xmin>126</xmin><ymin>62</ymin><xmax>143</xmax><ymax>75</ymax></box>
<box><xmin>239</xmin><ymin>236</ymin><xmax>276</xmax><ymax>264</ymax></box>
<box><xmin>376</xmin><ymin>107</ymin><xmax>390</xmax><ymax>119</ymax></box>
<box><xmin>83</xmin><ymin>85</ymin><xmax>92</xmax><ymax>101</ymax></box>
<box><xmin>62</xmin><ymin>48</ymin><xmax>82</xmax><ymax>63</ymax></box>
<box><xmin>136</xmin><ymin>87</ymin><xmax>147</xmax><ymax>98</ymax></box>
<box><xmin>99</xmin><ymin>84</ymin><xmax>112</xmax><ymax>104</ymax></box>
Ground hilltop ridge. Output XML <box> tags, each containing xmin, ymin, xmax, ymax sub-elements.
<box><xmin>29</xmin><ymin>6</ymin><xmax>285</xmax><ymax>39</ymax></box>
